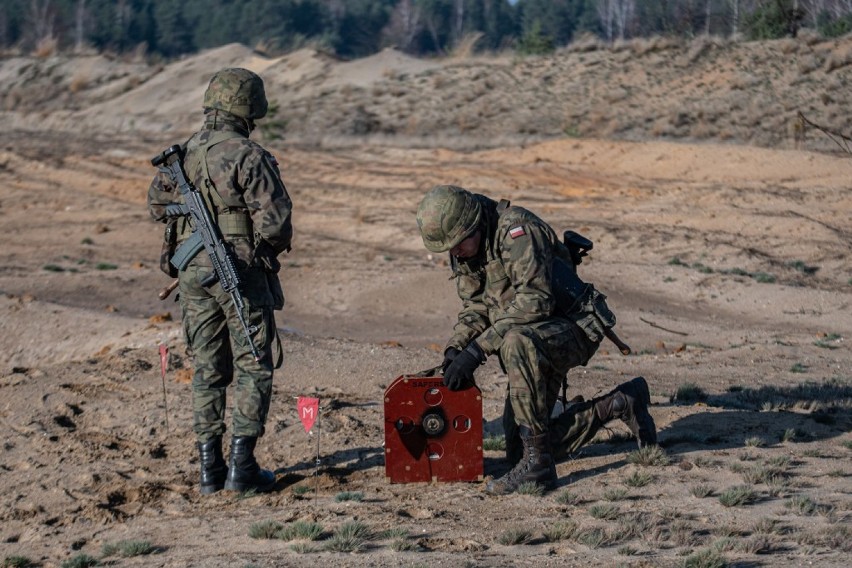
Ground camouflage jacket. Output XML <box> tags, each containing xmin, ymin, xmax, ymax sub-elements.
<box><xmin>147</xmin><ymin>114</ymin><xmax>293</xmax><ymax>270</ymax></box>
<box><xmin>447</xmin><ymin>195</ymin><xmax>564</xmax><ymax>355</ymax></box>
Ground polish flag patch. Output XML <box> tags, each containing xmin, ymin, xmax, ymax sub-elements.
<box><xmin>509</xmin><ymin>226</ymin><xmax>526</xmax><ymax>239</ymax></box>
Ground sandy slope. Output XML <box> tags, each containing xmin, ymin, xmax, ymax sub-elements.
<box><xmin>0</xmin><ymin>43</ymin><xmax>851</xmax><ymax>568</ymax></box>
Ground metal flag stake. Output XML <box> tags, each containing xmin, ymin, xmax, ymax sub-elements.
<box><xmin>158</xmin><ymin>343</ymin><xmax>170</xmax><ymax>431</ymax></box>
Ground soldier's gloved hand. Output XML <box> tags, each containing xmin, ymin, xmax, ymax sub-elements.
<box><xmin>441</xmin><ymin>347</ymin><xmax>461</xmax><ymax>374</ymax></box>
<box><xmin>443</xmin><ymin>342</ymin><xmax>486</xmax><ymax>391</ymax></box>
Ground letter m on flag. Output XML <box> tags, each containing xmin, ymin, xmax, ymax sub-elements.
<box><xmin>297</xmin><ymin>397</ymin><xmax>319</xmax><ymax>433</ymax></box>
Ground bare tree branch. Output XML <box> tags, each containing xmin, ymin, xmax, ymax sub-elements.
<box><xmin>798</xmin><ymin>111</ymin><xmax>852</xmax><ymax>155</ymax></box>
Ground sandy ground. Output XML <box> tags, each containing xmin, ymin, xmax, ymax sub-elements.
<box><xmin>0</xmin><ymin>44</ymin><xmax>851</xmax><ymax>568</ymax></box>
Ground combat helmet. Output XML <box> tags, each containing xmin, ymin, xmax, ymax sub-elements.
<box><xmin>203</xmin><ymin>68</ymin><xmax>268</xmax><ymax>120</ymax></box>
<box><xmin>416</xmin><ymin>185</ymin><xmax>482</xmax><ymax>253</ymax></box>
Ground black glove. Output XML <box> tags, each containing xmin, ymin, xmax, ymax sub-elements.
<box><xmin>443</xmin><ymin>342</ymin><xmax>486</xmax><ymax>391</ymax></box>
<box><xmin>441</xmin><ymin>347</ymin><xmax>461</xmax><ymax>374</ymax></box>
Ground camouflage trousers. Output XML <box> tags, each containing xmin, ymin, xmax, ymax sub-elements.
<box><xmin>179</xmin><ymin>264</ymin><xmax>277</xmax><ymax>443</ymax></box>
<box><xmin>499</xmin><ymin>318</ymin><xmax>600</xmax><ymax>461</ymax></box>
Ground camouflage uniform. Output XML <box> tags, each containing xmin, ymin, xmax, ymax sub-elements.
<box><xmin>148</xmin><ymin>69</ymin><xmax>291</xmax><ymax>494</ymax></box>
<box><xmin>443</xmin><ymin>195</ymin><xmax>603</xmax><ymax>451</ymax></box>
<box><xmin>417</xmin><ymin>185</ymin><xmax>656</xmax><ymax>494</ymax></box>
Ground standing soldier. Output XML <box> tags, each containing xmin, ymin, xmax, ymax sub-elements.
<box><xmin>415</xmin><ymin>185</ymin><xmax>656</xmax><ymax>495</ymax></box>
<box><xmin>148</xmin><ymin>68</ymin><xmax>293</xmax><ymax>494</ymax></box>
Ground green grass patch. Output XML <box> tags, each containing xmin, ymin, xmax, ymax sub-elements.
<box><xmin>573</xmin><ymin>526</ymin><xmax>611</xmax><ymax>549</ymax></box>
<box><xmin>720</xmin><ymin>377</ymin><xmax>852</xmax><ymax>412</ymax></box>
<box><xmin>43</xmin><ymin>264</ymin><xmax>65</xmax><ymax>272</ymax></box>
<box><xmin>555</xmin><ymin>490</ymin><xmax>582</xmax><ymax>505</ymax></box>
<box><xmin>292</xmin><ymin>485</ymin><xmax>312</xmax><ymax>496</ymax></box>
<box><xmin>390</xmin><ymin>538</ymin><xmax>416</xmax><ymax>551</ymax></box>
<box><xmin>2</xmin><ymin>557</ymin><xmax>34</xmax><ymax>568</ymax></box>
<box><xmin>324</xmin><ymin>521</ymin><xmax>371</xmax><ymax>552</ymax></box>
<box><xmin>497</xmin><ymin>527</ymin><xmax>532</xmax><ymax>545</ymax></box>
<box><xmin>672</xmin><ymin>382</ymin><xmax>708</xmax><ymax>403</ymax></box>
<box><xmin>624</xmin><ymin>469</ymin><xmax>653</xmax><ymax>487</ymax></box>
<box><xmin>289</xmin><ymin>542</ymin><xmax>321</xmax><ymax>553</ymax></box>
<box><xmin>588</xmin><ymin>503</ymin><xmax>620</xmax><ymax>520</ymax></box>
<box><xmin>378</xmin><ymin>527</ymin><xmax>409</xmax><ymax>540</ymax></box>
<box><xmin>60</xmin><ymin>555</ymin><xmax>99</xmax><ymax>568</ymax></box>
<box><xmin>814</xmin><ymin>333</ymin><xmax>842</xmax><ymax>349</ymax></box>
<box><xmin>542</xmin><ymin>520</ymin><xmax>578</xmax><ymax>542</ymax></box>
<box><xmin>100</xmin><ymin>540</ymin><xmax>154</xmax><ymax>557</ymax></box>
<box><xmin>752</xmin><ymin>272</ymin><xmax>776</xmax><ymax>283</ymax></box>
<box><xmin>752</xmin><ymin>517</ymin><xmax>784</xmax><ymax>535</ymax></box>
<box><xmin>781</xmin><ymin>428</ymin><xmax>798</xmax><ymax>442</ymax></box>
<box><xmin>740</xmin><ymin>463</ymin><xmax>788</xmax><ymax>485</ymax></box>
<box><xmin>602</xmin><ymin>487</ymin><xmax>628</xmax><ymax>501</ymax></box>
<box><xmin>681</xmin><ymin>547</ymin><xmax>728</xmax><ymax>568</ymax></box>
<box><xmin>516</xmin><ymin>481</ymin><xmax>545</xmax><ymax>496</ymax></box>
<box><xmin>744</xmin><ymin>436</ymin><xmax>765</xmax><ymax>447</ymax></box>
<box><xmin>718</xmin><ymin>485</ymin><xmax>757</xmax><ymax>507</ymax></box>
<box><xmin>95</xmin><ymin>262</ymin><xmax>118</xmax><ymax>270</ymax></box>
<box><xmin>278</xmin><ymin>520</ymin><xmax>324</xmax><ymax>541</ymax></box>
<box><xmin>334</xmin><ymin>491</ymin><xmax>364</xmax><ymax>502</ymax></box>
<box><xmin>248</xmin><ymin>520</ymin><xmax>283</xmax><ymax>539</ymax></box>
<box><xmin>690</xmin><ymin>483</ymin><xmax>713</xmax><ymax>498</ymax></box>
<box><xmin>788</xmin><ymin>260</ymin><xmax>818</xmax><ymax>275</ymax></box>
<box><xmin>785</xmin><ymin>495</ymin><xmax>822</xmax><ymax>516</ymax></box>
<box><xmin>627</xmin><ymin>445</ymin><xmax>670</xmax><ymax>466</ymax></box>
<box><xmin>482</xmin><ymin>435</ymin><xmax>506</xmax><ymax>451</ymax></box>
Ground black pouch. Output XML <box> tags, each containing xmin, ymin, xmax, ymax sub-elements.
<box><xmin>267</xmin><ymin>272</ymin><xmax>285</xmax><ymax>311</ymax></box>
<box><xmin>252</xmin><ymin>240</ymin><xmax>284</xmax><ymax>310</ymax></box>
<box><xmin>160</xmin><ymin>219</ymin><xmax>178</xmax><ymax>277</ymax></box>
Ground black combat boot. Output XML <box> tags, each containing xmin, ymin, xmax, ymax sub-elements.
<box><xmin>486</xmin><ymin>426</ymin><xmax>557</xmax><ymax>495</ymax></box>
<box><xmin>593</xmin><ymin>376</ymin><xmax>657</xmax><ymax>448</ymax></box>
<box><xmin>198</xmin><ymin>436</ymin><xmax>228</xmax><ymax>495</ymax></box>
<box><xmin>223</xmin><ymin>436</ymin><xmax>276</xmax><ymax>493</ymax></box>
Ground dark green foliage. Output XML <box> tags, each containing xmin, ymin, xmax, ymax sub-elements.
<box><xmin>2</xmin><ymin>557</ymin><xmax>34</xmax><ymax>568</ymax></box>
<box><xmin>515</xmin><ymin>20</ymin><xmax>555</xmax><ymax>55</ymax></box>
<box><xmin>1</xmin><ymin>0</ymin><xmax>851</xmax><ymax>60</ymax></box>
<box><xmin>819</xmin><ymin>11</ymin><xmax>852</xmax><ymax>37</ymax></box>
<box><xmin>742</xmin><ymin>0</ymin><xmax>804</xmax><ymax>40</ymax></box>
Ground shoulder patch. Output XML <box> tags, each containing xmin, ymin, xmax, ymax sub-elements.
<box><xmin>509</xmin><ymin>226</ymin><xmax>526</xmax><ymax>239</ymax></box>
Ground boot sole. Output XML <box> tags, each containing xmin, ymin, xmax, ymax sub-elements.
<box><xmin>224</xmin><ymin>478</ymin><xmax>276</xmax><ymax>493</ymax></box>
<box><xmin>200</xmin><ymin>483</ymin><xmax>225</xmax><ymax>495</ymax></box>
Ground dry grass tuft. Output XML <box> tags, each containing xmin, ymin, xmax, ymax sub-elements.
<box><xmin>451</xmin><ymin>32</ymin><xmax>484</xmax><ymax>59</ymax></box>
<box><xmin>33</xmin><ymin>36</ymin><xmax>58</xmax><ymax>58</ymax></box>
<box><xmin>718</xmin><ymin>485</ymin><xmax>757</xmax><ymax>507</ymax></box>
<box><xmin>69</xmin><ymin>73</ymin><xmax>89</xmax><ymax>94</ymax></box>
<box><xmin>627</xmin><ymin>445</ymin><xmax>670</xmax><ymax>467</ymax></box>
<box><xmin>543</xmin><ymin>520</ymin><xmax>578</xmax><ymax>542</ymax></box>
<box><xmin>624</xmin><ymin>469</ymin><xmax>653</xmax><ymax>488</ymax></box>
<box><xmin>498</xmin><ymin>527</ymin><xmax>532</xmax><ymax>545</ymax></box>
<box><xmin>555</xmin><ymin>490</ymin><xmax>582</xmax><ymax>506</ymax></box>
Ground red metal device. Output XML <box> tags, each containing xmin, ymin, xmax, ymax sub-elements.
<box><xmin>383</xmin><ymin>375</ymin><xmax>483</xmax><ymax>483</ymax></box>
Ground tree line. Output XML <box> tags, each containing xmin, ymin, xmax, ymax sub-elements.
<box><xmin>2</xmin><ymin>0</ymin><xmax>851</xmax><ymax>59</ymax></box>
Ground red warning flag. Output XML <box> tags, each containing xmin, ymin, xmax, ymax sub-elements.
<box><xmin>159</xmin><ymin>343</ymin><xmax>169</xmax><ymax>379</ymax></box>
<box><xmin>297</xmin><ymin>397</ymin><xmax>320</xmax><ymax>433</ymax></box>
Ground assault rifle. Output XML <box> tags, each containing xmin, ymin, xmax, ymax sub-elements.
<box><xmin>151</xmin><ymin>144</ymin><xmax>261</xmax><ymax>362</ymax></box>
